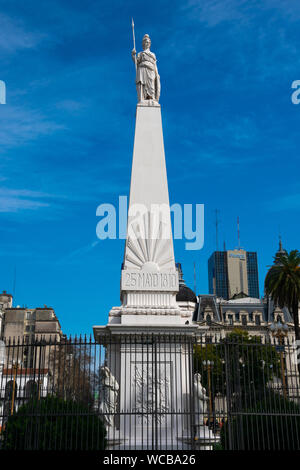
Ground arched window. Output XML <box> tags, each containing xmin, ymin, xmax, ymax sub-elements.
<box><xmin>206</xmin><ymin>314</ymin><xmax>212</xmax><ymax>325</ymax></box>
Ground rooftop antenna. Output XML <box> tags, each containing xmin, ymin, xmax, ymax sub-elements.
<box><xmin>237</xmin><ymin>216</ymin><xmax>241</xmax><ymax>250</ymax></box>
<box><xmin>278</xmin><ymin>225</ymin><xmax>282</xmax><ymax>250</ymax></box>
<box><xmin>215</xmin><ymin>209</ymin><xmax>220</xmax><ymax>251</ymax></box>
<box><xmin>12</xmin><ymin>266</ymin><xmax>16</xmax><ymax>304</ymax></box>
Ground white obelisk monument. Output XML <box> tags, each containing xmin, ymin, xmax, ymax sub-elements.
<box><xmin>93</xmin><ymin>32</ymin><xmax>213</xmax><ymax>450</ymax></box>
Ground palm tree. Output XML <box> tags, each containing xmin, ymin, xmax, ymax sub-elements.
<box><xmin>265</xmin><ymin>249</ymin><xmax>300</xmax><ymax>375</ymax></box>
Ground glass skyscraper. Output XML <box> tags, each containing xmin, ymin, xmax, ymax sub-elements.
<box><xmin>208</xmin><ymin>250</ymin><xmax>259</xmax><ymax>300</ymax></box>
<box><xmin>246</xmin><ymin>252</ymin><xmax>260</xmax><ymax>299</ymax></box>
<box><xmin>208</xmin><ymin>251</ymin><xmax>228</xmax><ymax>300</ymax></box>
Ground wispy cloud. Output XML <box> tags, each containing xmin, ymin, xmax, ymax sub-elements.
<box><xmin>56</xmin><ymin>240</ymin><xmax>100</xmax><ymax>265</ymax></box>
<box><xmin>0</xmin><ymin>12</ymin><xmax>46</xmax><ymax>53</ymax></box>
<box><xmin>266</xmin><ymin>193</ymin><xmax>300</xmax><ymax>212</ymax></box>
<box><xmin>0</xmin><ymin>105</ymin><xmax>65</xmax><ymax>151</ymax></box>
<box><xmin>0</xmin><ymin>188</ymin><xmax>51</xmax><ymax>213</ymax></box>
<box><xmin>204</xmin><ymin>115</ymin><xmax>259</xmax><ymax>148</ymax></box>
<box><xmin>182</xmin><ymin>0</ymin><xmax>246</xmax><ymax>27</ymax></box>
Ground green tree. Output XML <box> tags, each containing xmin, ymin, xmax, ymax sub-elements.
<box><xmin>2</xmin><ymin>396</ymin><xmax>106</xmax><ymax>450</ymax></box>
<box><xmin>194</xmin><ymin>330</ymin><xmax>280</xmax><ymax>402</ymax></box>
<box><xmin>265</xmin><ymin>249</ymin><xmax>300</xmax><ymax>375</ymax></box>
<box><xmin>222</xmin><ymin>330</ymin><xmax>280</xmax><ymax>409</ymax></box>
<box><xmin>194</xmin><ymin>342</ymin><xmax>225</xmax><ymax>395</ymax></box>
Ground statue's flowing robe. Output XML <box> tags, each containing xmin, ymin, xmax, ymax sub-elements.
<box><xmin>194</xmin><ymin>376</ymin><xmax>208</xmax><ymax>426</ymax></box>
<box><xmin>136</xmin><ymin>50</ymin><xmax>160</xmax><ymax>101</ymax></box>
<box><xmin>98</xmin><ymin>369</ymin><xmax>119</xmax><ymax>427</ymax></box>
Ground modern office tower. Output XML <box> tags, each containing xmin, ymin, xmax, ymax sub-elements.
<box><xmin>208</xmin><ymin>249</ymin><xmax>259</xmax><ymax>300</ymax></box>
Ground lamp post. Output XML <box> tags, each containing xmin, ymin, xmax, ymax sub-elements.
<box><xmin>10</xmin><ymin>361</ymin><xmax>20</xmax><ymax>415</ymax></box>
<box><xmin>38</xmin><ymin>379</ymin><xmax>43</xmax><ymax>400</ymax></box>
<box><xmin>269</xmin><ymin>320</ymin><xmax>289</xmax><ymax>398</ymax></box>
<box><xmin>203</xmin><ymin>360</ymin><xmax>214</xmax><ymax>427</ymax></box>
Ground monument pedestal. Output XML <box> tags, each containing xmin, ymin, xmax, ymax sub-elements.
<box><xmin>94</xmin><ymin>322</ymin><xmax>208</xmax><ymax>450</ymax></box>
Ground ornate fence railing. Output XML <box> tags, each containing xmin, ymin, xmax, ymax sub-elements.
<box><xmin>0</xmin><ymin>333</ymin><xmax>299</xmax><ymax>450</ymax></box>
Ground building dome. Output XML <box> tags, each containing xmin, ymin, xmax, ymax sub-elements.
<box><xmin>176</xmin><ymin>284</ymin><xmax>197</xmax><ymax>303</ymax></box>
<box><xmin>175</xmin><ymin>263</ymin><xmax>197</xmax><ymax>303</ymax></box>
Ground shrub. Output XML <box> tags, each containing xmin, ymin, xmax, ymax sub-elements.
<box><xmin>221</xmin><ymin>392</ymin><xmax>300</xmax><ymax>450</ymax></box>
<box><xmin>2</xmin><ymin>396</ymin><xmax>106</xmax><ymax>450</ymax></box>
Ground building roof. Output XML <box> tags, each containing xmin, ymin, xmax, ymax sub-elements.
<box><xmin>193</xmin><ymin>295</ymin><xmax>221</xmax><ymax>322</ymax></box>
<box><xmin>225</xmin><ymin>297</ymin><xmax>261</xmax><ymax>304</ymax></box>
<box><xmin>274</xmin><ymin>239</ymin><xmax>288</xmax><ymax>264</ymax></box>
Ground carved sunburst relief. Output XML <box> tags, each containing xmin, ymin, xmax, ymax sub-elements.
<box><xmin>124</xmin><ymin>210</ymin><xmax>175</xmax><ymax>271</ymax></box>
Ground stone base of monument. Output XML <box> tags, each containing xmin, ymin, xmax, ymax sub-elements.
<box><xmin>94</xmin><ymin>321</ymin><xmax>213</xmax><ymax>451</ymax></box>
<box><xmin>190</xmin><ymin>426</ymin><xmax>220</xmax><ymax>450</ymax></box>
<box><xmin>105</xmin><ymin>429</ymin><xmax>219</xmax><ymax>451</ymax></box>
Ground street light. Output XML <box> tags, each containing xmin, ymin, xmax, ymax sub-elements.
<box><xmin>269</xmin><ymin>320</ymin><xmax>289</xmax><ymax>398</ymax></box>
<box><xmin>10</xmin><ymin>360</ymin><xmax>21</xmax><ymax>415</ymax></box>
<box><xmin>202</xmin><ymin>360</ymin><xmax>214</xmax><ymax>428</ymax></box>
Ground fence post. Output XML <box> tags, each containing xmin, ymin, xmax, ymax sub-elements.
<box><xmin>224</xmin><ymin>338</ymin><xmax>233</xmax><ymax>450</ymax></box>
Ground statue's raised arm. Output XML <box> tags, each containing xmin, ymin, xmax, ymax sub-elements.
<box><xmin>132</xmin><ymin>34</ymin><xmax>161</xmax><ymax>104</ymax></box>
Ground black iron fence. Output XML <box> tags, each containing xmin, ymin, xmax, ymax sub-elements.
<box><xmin>0</xmin><ymin>332</ymin><xmax>300</xmax><ymax>450</ymax></box>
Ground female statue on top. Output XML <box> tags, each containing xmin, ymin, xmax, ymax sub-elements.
<box><xmin>132</xmin><ymin>34</ymin><xmax>161</xmax><ymax>103</ymax></box>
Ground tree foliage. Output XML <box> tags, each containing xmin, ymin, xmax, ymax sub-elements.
<box><xmin>49</xmin><ymin>338</ymin><xmax>96</xmax><ymax>406</ymax></box>
<box><xmin>265</xmin><ymin>249</ymin><xmax>300</xmax><ymax>376</ymax></box>
<box><xmin>194</xmin><ymin>330</ymin><xmax>280</xmax><ymax>398</ymax></box>
<box><xmin>265</xmin><ymin>249</ymin><xmax>300</xmax><ymax>317</ymax></box>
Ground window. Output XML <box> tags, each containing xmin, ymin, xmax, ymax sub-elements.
<box><xmin>206</xmin><ymin>314</ymin><xmax>212</xmax><ymax>325</ymax></box>
<box><xmin>255</xmin><ymin>315</ymin><xmax>261</xmax><ymax>326</ymax></box>
<box><xmin>242</xmin><ymin>315</ymin><xmax>247</xmax><ymax>326</ymax></box>
<box><xmin>228</xmin><ymin>314</ymin><xmax>233</xmax><ymax>325</ymax></box>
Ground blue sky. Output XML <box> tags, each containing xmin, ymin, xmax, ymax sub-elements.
<box><xmin>0</xmin><ymin>0</ymin><xmax>300</xmax><ymax>335</ymax></box>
